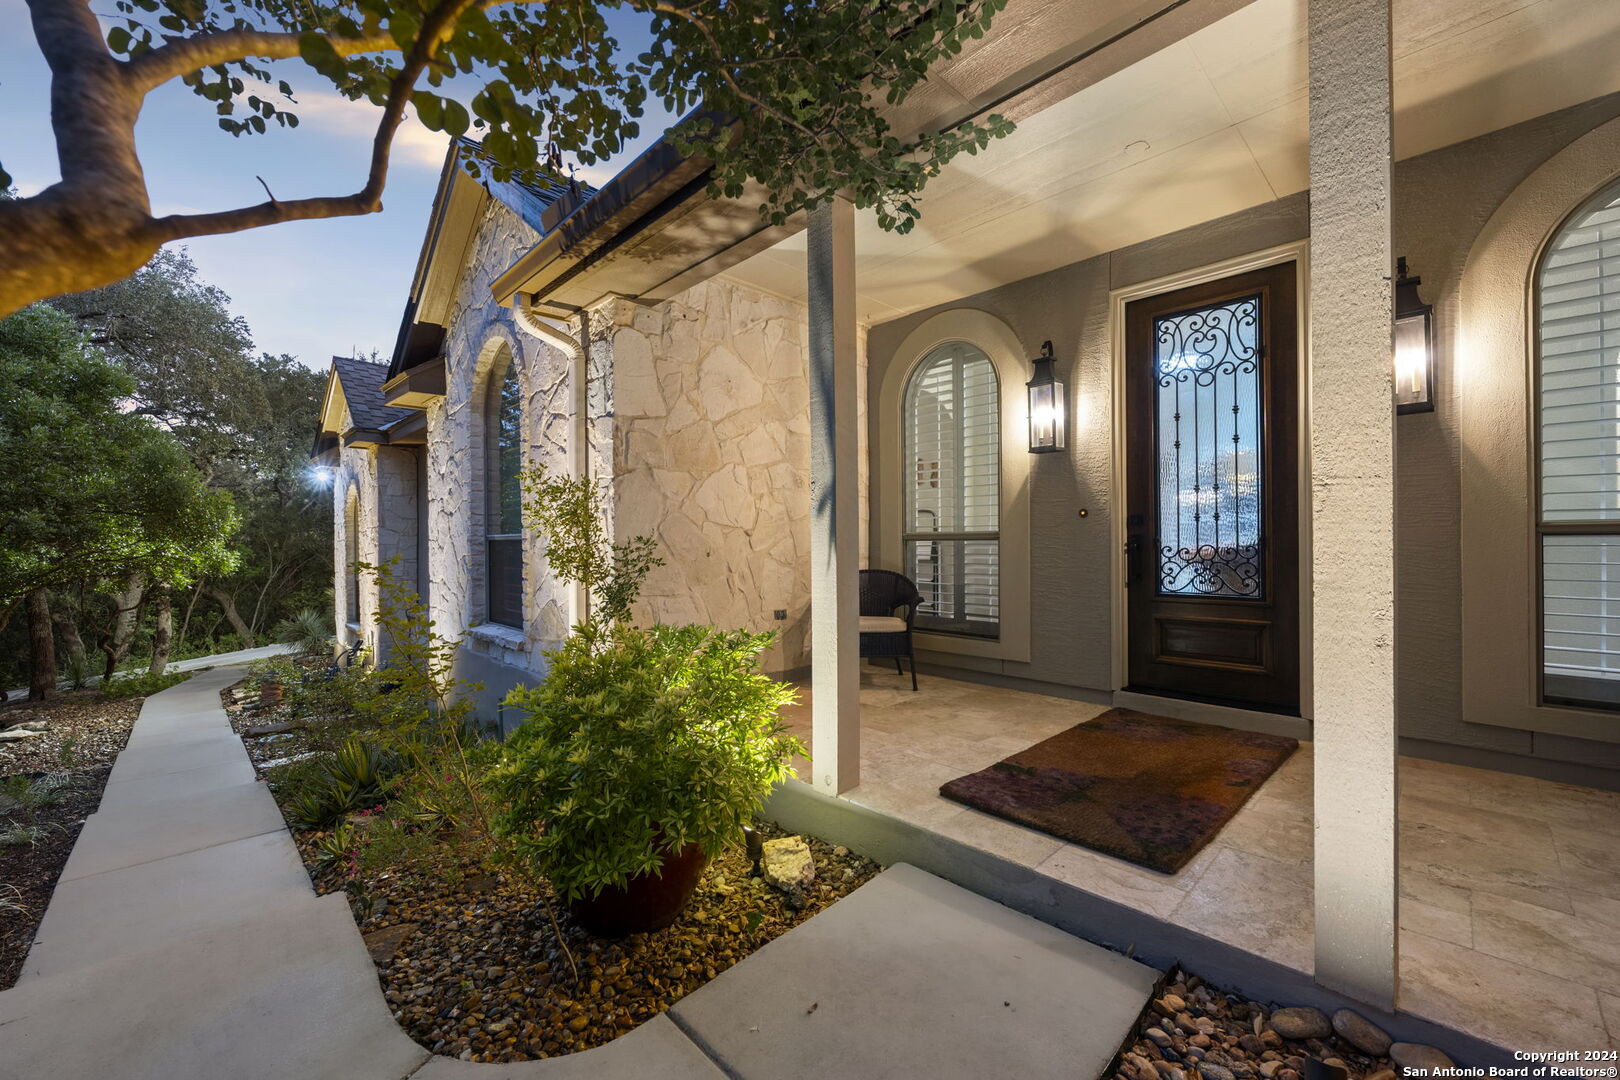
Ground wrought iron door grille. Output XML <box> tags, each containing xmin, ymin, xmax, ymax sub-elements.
<box><xmin>1153</xmin><ymin>294</ymin><xmax>1265</xmax><ymax>600</ymax></box>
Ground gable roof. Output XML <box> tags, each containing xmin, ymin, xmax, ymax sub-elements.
<box><xmin>331</xmin><ymin>356</ymin><xmax>394</xmax><ymax>431</ymax></box>
<box><xmin>312</xmin><ymin>356</ymin><xmax>423</xmax><ymax>459</ymax></box>
<box><xmin>385</xmin><ymin>140</ymin><xmax>595</xmax><ymax>382</ymax></box>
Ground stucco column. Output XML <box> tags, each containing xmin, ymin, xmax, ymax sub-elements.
<box><xmin>808</xmin><ymin>197</ymin><xmax>861</xmax><ymax>794</ymax></box>
<box><xmin>1307</xmin><ymin>0</ymin><xmax>1398</xmax><ymax>1008</ymax></box>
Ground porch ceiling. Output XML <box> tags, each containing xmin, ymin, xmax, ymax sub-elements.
<box><xmin>724</xmin><ymin>0</ymin><xmax>1620</xmax><ymax>323</ymax></box>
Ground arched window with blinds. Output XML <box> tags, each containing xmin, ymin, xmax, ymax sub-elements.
<box><xmin>486</xmin><ymin>360</ymin><xmax>524</xmax><ymax>629</ymax></box>
<box><xmin>903</xmin><ymin>342</ymin><xmax>1000</xmax><ymax>638</ymax></box>
<box><xmin>1539</xmin><ymin>178</ymin><xmax>1620</xmax><ymax>709</ymax></box>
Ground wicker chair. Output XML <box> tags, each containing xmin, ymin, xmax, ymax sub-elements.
<box><xmin>858</xmin><ymin>569</ymin><xmax>924</xmax><ymax>691</ymax></box>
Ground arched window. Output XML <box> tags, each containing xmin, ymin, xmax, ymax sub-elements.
<box><xmin>486</xmin><ymin>360</ymin><xmax>524</xmax><ymax>628</ymax></box>
<box><xmin>344</xmin><ymin>487</ymin><xmax>360</xmax><ymax>628</ymax></box>
<box><xmin>1539</xmin><ymin>178</ymin><xmax>1620</xmax><ymax>708</ymax></box>
<box><xmin>903</xmin><ymin>342</ymin><xmax>1000</xmax><ymax>638</ymax></box>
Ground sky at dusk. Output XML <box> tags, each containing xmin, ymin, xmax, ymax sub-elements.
<box><xmin>0</xmin><ymin>1</ymin><xmax>673</xmax><ymax>368</ymax></box>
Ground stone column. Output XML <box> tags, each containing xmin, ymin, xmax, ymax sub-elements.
<box><xmin>808</xmin><ymin>198</ymin><xmax>861</xmax><ymax>794</ymax></box>
<box><xmin>1307</xmin><ymin>0</ymin><xmax>1398</xmax><ymax>1009</ymax></box>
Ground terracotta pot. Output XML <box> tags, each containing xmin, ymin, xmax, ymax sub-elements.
<box><xmin>567</xmin><ymin>842</ymin><xmax>708</xmax><ymax>937</ymax></box>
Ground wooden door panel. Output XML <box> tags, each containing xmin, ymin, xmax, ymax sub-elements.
<box><xmin>1125</xmin><ymin>263</ymin><xmax>1301</xmax><ymax>713</ymax></box>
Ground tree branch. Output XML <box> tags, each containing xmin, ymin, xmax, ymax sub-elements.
<box><xmin>124</xmin><ymin>27</ymin><xmax>397</xmax><ymax>92</ymax></box>
<box><xmin>151</xmin><ymin>0</ymin><xmax>481</xmax><ymax>242</ymax></box>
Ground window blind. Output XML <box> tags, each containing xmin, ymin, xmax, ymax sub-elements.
<box><xmin>1540</xmin><ymin>189</ymin><xmax>1620</xmax><ymax>706</ymax></box>
<box><xmin>903</xmin><ymin>343</ymin><xmax>1000</xmax><ymax>637</ymax></box>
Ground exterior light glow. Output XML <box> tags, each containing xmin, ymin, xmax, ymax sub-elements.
<box><xmin>309</xmin><ymin>464</ymin><xmax>336</xmax><ymax>487</ymax></box>
<box><xmin>1394</xmin><ymin>256</ymin><xmax>1435</xmax><ymax>414</ymax></box>
<box><xmin>1026</xmin><ymin>340</ymin><xmax>1066</xmax><ymax>453</ymax></box>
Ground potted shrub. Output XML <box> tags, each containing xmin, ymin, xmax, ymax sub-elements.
<box><xmin>490</xmin><ymin>620</ymin><xmax>800</xmax><ymax>935</ymax></box>
<box><xmin>488</xmin><ymin>467</ymin><xmax>803</xmax><ymax>936</ymax></box>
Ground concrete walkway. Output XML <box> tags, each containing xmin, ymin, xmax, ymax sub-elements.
<box><xmin>0</xmin><ymin>663</ymin><xmax>1158</xmax><ymax>1080</ymax></box>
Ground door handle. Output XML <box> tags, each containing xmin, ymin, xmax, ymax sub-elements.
<box><xmin>1125</xmin><ymin>534</ymin><xmax>1144</xmax><ymax>587</ymax></box>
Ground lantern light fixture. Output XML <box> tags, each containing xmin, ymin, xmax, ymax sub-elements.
<box><xmin>1394</xmin><ymin>256</ymin><xmax>1435</xmax><ymax>414</ymax></box>
<box><xmin>1026</xmin><ymin>339</ymin><xmax>1066</xmax><ymax>453</ymax></box>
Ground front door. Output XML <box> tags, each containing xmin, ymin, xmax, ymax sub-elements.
<box><xmin>1124</xmin><ymin>263</ymin><xmax>1300</xmax><ymax>713</ymax></box>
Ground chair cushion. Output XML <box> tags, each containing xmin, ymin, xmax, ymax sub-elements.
<box><xmin>859</xmin><ymin>616</ymin><xmax>908</xmax><ymax>633</ymax></box>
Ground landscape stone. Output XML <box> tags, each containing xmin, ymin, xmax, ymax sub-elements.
<box><xmin>363</xmin><ymin>922</ymin><xmax>417</xmax><ymax>964</ymax></box>
<box><xmin>1331</xmin><ymin>1009</ymin><xmax>1392</xmax><ymax>1056</ymax></box>
<box><xmin>761</xmin><ymin>835</ymin><xmax>815</xmax><ymax>907</ymax></box>
<box><xmin>0</xmin><ymin>728</ymin><xmax>42</xmax><ymax>742</ymax></box>
<box><xmin>1390</xmin><ymin>1043</ymin><xmax>1455</xmax><ymax>1075</ymax></box>
<box><xmin>1269</xmin><ymin>1007</ymin><xmax>1332</xmax><ymax>1040</ymax></box>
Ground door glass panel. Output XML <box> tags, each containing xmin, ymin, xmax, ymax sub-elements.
<box><xmin>1154</xmin><ymin>295</ymin><xmax>1264</xmax><ymax>598</ymax></box>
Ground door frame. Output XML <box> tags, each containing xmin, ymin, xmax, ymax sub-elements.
<box><xmin>1108</xmin><ymin>240</ymin><xmax>1314</xmax><ymax>721</ymax></box>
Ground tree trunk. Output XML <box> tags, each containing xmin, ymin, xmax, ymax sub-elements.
<box><xmin>27</xmin><ymin>589</ymin><xmax>56</xmax><ymax>701</ymax></box>
<box><xmin>52</xmin><ymin>608</ymin><xmax>87</xmax><ymax>666</ymax></box>
<box><xmin>148</xmin><ymin>585</ymin><xmax>173</xmax><ymax>674</ymax></box>
<box><xmin>173</xmin><ymin>579</ymin><xmax>203</xmax><ymax>658</ymax></box>
<box><xmin>102</xmin><ymin>571</ymin><xmax>145</xmax><ymax>681</ymax></box>
<box><xmin>206</xmin><ymin>586</ymin><xmax>255</xmax><ymax>648</ymax></box>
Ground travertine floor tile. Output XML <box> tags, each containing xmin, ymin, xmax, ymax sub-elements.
<box><xmin>1471</xmin><ymin>891</ymin><xmax>1620</xmax><ymax>997</ymax></box>
<box><xmin>1036</xmin><ymin>840</ymin><xmax>1218</xmax><ymax>919</ymax></box>
<box><xmin>1401</xmin><ymin>815</ymin><xmax>1570</xmax><ymax>913</ymax></box>
<box><xmin>1400</xmin><ymin>896</ymin><xmax>1472</xmax><ymax>948</ymax></box>
<box><xmin>1170</xmin><ymin>847</ymin><xmax>1314</xmax><ymax>973</ymax></box>
<box><xmin>1600</xmin><ymin>992</ymin><xmax>1620</xmax><ymax>1050</ymax></box>
<box><xmin>1400</xmin><ymin>929</ymin><xmax>1609</xmax><ymax>1052</ymax></box>
<box><xmin>1556</xmin><ymin>825</ymin><xmax>1620</xmax><ymax>901</ymax></box>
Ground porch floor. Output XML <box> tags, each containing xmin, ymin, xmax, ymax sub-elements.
<box><xmin>779</xmin><ymin>669</ymin><xmax>1620</xmax><ymax>1053</ymax></box>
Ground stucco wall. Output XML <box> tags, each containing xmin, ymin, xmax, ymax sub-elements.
<box><xmin>586</xmin><ymin>276</ymin><xmax>868</xmax><ymax>676</ymax></box>
<box><xmin>865</xmin><ymin>92</ymin><xmax>1620</xmax><ymax>785</ymax></box>
<box><xmin>866</xmin><ymin>195</ymin><xmax>1310</xmax><ymax>694</ymax></box>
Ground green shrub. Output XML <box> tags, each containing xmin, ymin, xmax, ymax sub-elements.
<box><xmin>62</xmin><ymin>650</ymin><xmax>94</xmax><ymax>690</ymax></box>
<box><xmin>282</xmin><ymin>737</ymin><xmax>402</xmax><ymax>829</ymax></box>
<box><xmin>0</xmin><ymin>823</ymin><xmax>48</xmax><ymax>847</ymax></box>
<box><xmin>489</xmin><ymin>621</ymin><xmax>802</xmax><ymax>902</ymax></box>
<box><xmin>274</xmin><ymin>609</ymin><xmax>333</xmax><ymax>656</ymax></box>
<box><xmin>0</xmin><ymin>772</ymin><xmax>73</xmax><ymax>812</ymax></box>
<box><xmin>99</xmin><ymin>669</ymin><xmax>190</xmax><ymax>700</ymax></box>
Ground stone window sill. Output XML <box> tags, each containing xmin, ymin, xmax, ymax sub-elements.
<box><xmin>469</xmin><ymin>622</ymin><xmax>528</xmax><ymax>651</ymax></box>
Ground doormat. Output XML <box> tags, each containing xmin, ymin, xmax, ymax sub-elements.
<box><xmin>939</xmin><ymin>709</ymin><xmax>1297</xmax><ymax>874</ymax></box>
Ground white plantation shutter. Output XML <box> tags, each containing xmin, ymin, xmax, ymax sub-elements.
<box><xmin>1539</xmin><ymin>185</ymin><xmax>1620</xmax><ymax>706</ymax></box>
<box><xmin>904</xmin><ymin>343</ymin><xmax>1000</xmax><ymax>637</ymax></box>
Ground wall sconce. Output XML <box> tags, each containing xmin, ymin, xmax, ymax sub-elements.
<box><xmin>1027</xmin><ymin>340</ymin><xmax>1066</xmax><ymax>453</ymax></box>
<box><xmin>1394</xmin><ymin>256</ymin><xmax>1435</xmax><ymax>414</ymax></box>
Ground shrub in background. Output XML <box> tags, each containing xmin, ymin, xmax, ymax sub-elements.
<box><xmin>274</xmin><ymin>608</ymin><xmax>333</xmax><ymax>657</ymax></box>
<box><xmin>99</xmin><ymin>669</ymin><xmax>190</xmax><ymax>700</ymax></box>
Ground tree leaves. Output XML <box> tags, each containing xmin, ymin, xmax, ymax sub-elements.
<box><xmin>138</xmin><ymin>0</ymin><xmax>1011</xmax><ymax>236</ymax></box>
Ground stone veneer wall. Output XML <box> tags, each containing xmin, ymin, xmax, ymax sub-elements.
<box><xmin>333</xmin><ymin>442</ymin><xmax>420</xmax><ymax>665</ymax></box>
<box><xmin>586</xmin><ymin>275</ymin><xmax>868</xmax><ymax>676</ymax></box>
<box><xmin>427</xmin><ymin>196</ymin><xmax>574</xmax><ymax>683</ymax></box>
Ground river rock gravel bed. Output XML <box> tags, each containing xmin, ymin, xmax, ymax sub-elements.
<box><xmin>1112</xmin><ymin>970</ymin><xmax>1454</xmax><ymax>1080</ymax></box>
<box><xmin>292</xmin><ymin>824</ymin><xmax>880</xmax><ymax>1063</ymax></box>
<box><xmin>0</xmin><ymin>691</ymin><xmax>141</xmax><ymax>990</ymax></box>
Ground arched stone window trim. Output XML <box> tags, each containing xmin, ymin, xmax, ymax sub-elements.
<box><xmin>343</xmin><ymin>481</ymin><xmax>361</xmax><ymax>633</ymax></box>
<box><xmin>471</xmin><ymin>336</ymin><xmax>525</xmax><ymax>631</ymax></box>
